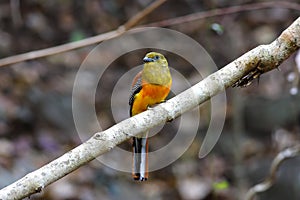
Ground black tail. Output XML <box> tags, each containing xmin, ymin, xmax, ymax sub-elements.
<box><xmin>132</xmin><ymin>135</ymin><xmax>148</xmax><ymax>181</ymax></box>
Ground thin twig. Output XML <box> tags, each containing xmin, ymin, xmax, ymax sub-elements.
<box><xmin>0</xmin><ymin>0</ymin><xmax>167</xmax><ymax>67</ymax></box>
<box><xmin>245</xmin><ymin>145</ymin><xmax>300</xmax><ymax>200</ymax></box>
<box><xmin>123</xmin><ymin>0</ymin><xmax>167</xmax><ymax>29</ymax></box>
<box><xmin>0</xmin><ymin>1</ymin><xmax>299</xmax><ymax>67</ymax></box>
<box><xmin>148</xmin><ymin>1</ymin><xmax>300</xmax><ymax>27</ymax></box>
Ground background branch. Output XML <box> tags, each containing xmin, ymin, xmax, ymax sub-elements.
<box><xmin>0</xmin><ymin>0</ymin><xmax>167</xmax><ymax>67</ymax></box>
<box><xmin>148</xmin><ymin>1</ymin><xmax>300</xmax><ymax>27</ymax></box>
<box><xmin>0</xmin><ymin>1</ymin><xmax>299</xmax><ymax>67</ymax></box>
<box><xmin>0</xmin><ymin>17</ymin><xmax>299</xmax><ymax>200</ymax></box>
<box><xmin>245</xmin><ymin>145</ymin><xmax>300</xmax><ymax>200</ymax></box>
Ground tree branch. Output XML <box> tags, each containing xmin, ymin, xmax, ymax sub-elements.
<box><xmin>245</xmin><ymin>145</ymin><xmax>300</xmax><ymax>200</ymax></box>
<box><xmin>0</xmin><ymin>0</ymin><xmax>167</xmax><ymax>67</ymax></box>
<box><xmin>147</xmin><ymin>1</ymin><xmax>300</xmax><ymax>27</ymax></box>
<box><xmin>0</xmin><ymin>1</ymin><xmax>299</xmax><ymax>67</ymax></box>
<box><xmin>0</xmin><ymin>17</ymin><xmax>299</xmax><ymax>200</ymax></box>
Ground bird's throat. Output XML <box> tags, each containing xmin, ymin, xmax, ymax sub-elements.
<box><xmin>142</xmin><ymin>63</ymin><xmax>171</xmax><ymax>86</ymax></box>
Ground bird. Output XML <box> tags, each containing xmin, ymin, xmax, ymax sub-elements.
<box><xmin>129</xmin><ymin>52</ymin><xmax>172</xmax><ymax>181</ymax></box>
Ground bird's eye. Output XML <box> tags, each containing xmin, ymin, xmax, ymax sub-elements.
<box><xmin>154</xmin><ymin>55</ymin><xmax>160</xmax><ymax>60</ymax></box>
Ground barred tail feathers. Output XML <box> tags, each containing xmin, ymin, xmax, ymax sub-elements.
<box><xmin>132</xmin><ymin>131</ymin><xmax>149</xmax><ymax>181</ymax></box>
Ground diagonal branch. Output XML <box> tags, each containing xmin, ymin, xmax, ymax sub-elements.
<box><xmin>0</xmin><ymin>17</ymin><xmax>299</xmax><ymax>200</ymax></box>
<box><xmin>0</xmin><ymin>1</ymin><xmax>299</xmax><ymax>67</ymax></box>
<box><xmin>245</xmin><ymin>145</ymin><xmax>300</xmax><ymax>200</ymax></box>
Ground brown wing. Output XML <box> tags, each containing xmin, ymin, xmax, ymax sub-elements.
<box><xmin>129</xmin><ymin>71</ymin><xmax>142</xmax><ymax>117</ymax></box>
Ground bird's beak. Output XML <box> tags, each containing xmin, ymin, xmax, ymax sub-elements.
<box><xmin>143</xmin><ymin>57</ymin><xmax>154</xmax><ymax>63</ymax></box>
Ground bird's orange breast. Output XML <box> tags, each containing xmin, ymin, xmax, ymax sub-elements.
<box><xmin>131</xmin><ymin>83</ymin><xmax>171</xmax><ymax>116</ymax></box>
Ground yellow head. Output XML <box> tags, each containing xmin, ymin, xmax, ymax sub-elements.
<box><xmin>142</xmin><ymin>52</ymin><xmax>171</xmax><ymax>86</ymax></box>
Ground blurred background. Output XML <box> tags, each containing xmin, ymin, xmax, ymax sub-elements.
<box><xmin>0</xmin><ymin>0</ymin><xmax>300</xmax><ymax>199</ymax></box>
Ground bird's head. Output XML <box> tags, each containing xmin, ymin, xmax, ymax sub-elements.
<box><xmin>143</xmin><ymin>52</ymin><xmax>168</xmax><ymax>67</ymax></box>
<box><xmin>142</xmin><ymin>52</ymin><xmax>171</xmax><ymax>86</ymax></box>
